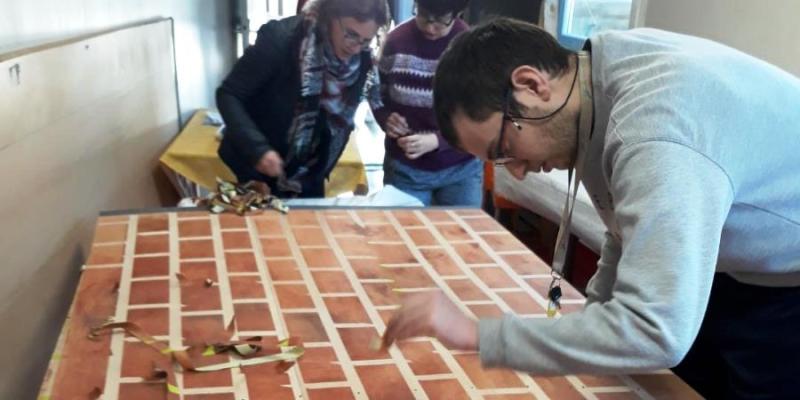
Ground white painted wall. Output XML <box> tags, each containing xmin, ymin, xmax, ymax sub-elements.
<box><xmin>0</xmin><ymin>2</ymin><xmax>235</xmax><ymax>398</ymax></box>
<box><xmin>643</xmin><ymin>0</ymin><xmax>800</xmax><ymax>77</ymax></box>
<box><xmin>0</xmin><ymin>0</ymin><xmax>237</xmax><ymax>123</ymax></box>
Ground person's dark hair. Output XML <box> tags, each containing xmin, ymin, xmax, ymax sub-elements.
<box><xmin>434</xmin><ymin>18</ymin><xmax>574</xmax><ymax>148</ymax></box>
<box><xmin>306</xmin><ymin>0</ymin><xmax>390</xmax><ymax>29</ymax></box>
<box><xmin>417</xmin><ymin>0</ymin><xmax>469</xmax><ymax>17</ymax></box>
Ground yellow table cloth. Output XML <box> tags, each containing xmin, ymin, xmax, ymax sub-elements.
<box><xmin>160</xmin><ymin>109</ymin><xmax>367</xmax><ymax>197</ymax></box>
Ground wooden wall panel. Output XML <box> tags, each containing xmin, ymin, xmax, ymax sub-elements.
<box><xmin>0</xmin><ymin>18</ymin><xmax>179</xmax><ymax>399</ymax></box>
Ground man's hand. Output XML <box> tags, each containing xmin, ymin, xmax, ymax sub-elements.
<box><xmin>398</xmin><ymin>134</ymin><xmax>439</xmax><ymax>160</ymax></box>
<box><xmin>385</xmin><ymin>112</ymin><xmax>411</xmax><ymax>139</ymax></box>
<box><xmin>255</xmin><ymin>150</ymin><xmax>284</xmax><ymax>177</ymax></box>
<box><xmin>383</xmin><ymin>290</ymin><xmax>479</xmax><ymax>351</ymax></box>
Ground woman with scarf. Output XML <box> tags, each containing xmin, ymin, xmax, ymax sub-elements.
<box><xmin>217</xmin><ymin>0</ymin><xmax>389</xmax><ymax>198</ymax></box>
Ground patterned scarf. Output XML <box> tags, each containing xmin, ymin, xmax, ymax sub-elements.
<box><xmin>279</xmin><ymin>12</ymin><xmax>382</xmax><ymax>195</ymax></box>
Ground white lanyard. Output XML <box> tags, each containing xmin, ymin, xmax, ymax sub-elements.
<box><xmin>548</xmin><ymin>52</ymin><xmax>594</xmax><ymax>317</ymax></box>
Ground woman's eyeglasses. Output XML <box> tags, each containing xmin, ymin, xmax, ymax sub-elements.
<box><xmin>338</xmin><ymin>19</ymin><xmax>374</xmax><ymax>49</ymax></box>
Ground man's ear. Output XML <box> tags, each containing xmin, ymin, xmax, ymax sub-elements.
<box><xmin>509</xmin><ymin>65</ymin><xmax>552</xmax><ymax>102</ymax></box>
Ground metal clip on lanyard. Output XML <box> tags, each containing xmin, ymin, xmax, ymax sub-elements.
<box><xmin>547</xmin><ymin>52</ymin><xmax>594</xmax><ymax>318</ymax></box>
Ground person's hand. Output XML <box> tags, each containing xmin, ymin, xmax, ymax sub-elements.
<box><xmin>385</xmin><ymin>112</ymin><xmax>411</xmax><ymax>139</ymax></box>
<box><xmin>255</xmin><ymin>150</ymin><xmax>284</xmax><ymax>177</ymax></box>
<box><xmin>383</xmin><ymin>290</ymin><xmax>479</xmax><ymax>351</ymax></box>
<box><xmin>398</xmin><ymin>134</ymin><xmax>439</xmax><ymax>160</ymax></box>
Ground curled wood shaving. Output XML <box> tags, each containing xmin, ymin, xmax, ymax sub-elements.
<box><xmin>203</xmin><ymin>178</ymin><xmax>288</xmax><ymax>215</ymax></box>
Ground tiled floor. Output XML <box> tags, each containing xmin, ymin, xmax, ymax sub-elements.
<box><xmin>41</xmin><ymin>209</ymin><xmax>699</xmax><ymax>399</ymax></box>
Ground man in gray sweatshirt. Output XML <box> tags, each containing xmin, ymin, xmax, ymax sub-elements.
<box><xmin>383</xmin><ymin>18</ymin><xmax>800</xmax><ymax>399</ymax></box>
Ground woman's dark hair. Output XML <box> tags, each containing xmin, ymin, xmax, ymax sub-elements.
<box><xmin>417</xmin><ymin>0</ymin><xmax>469</xmax><ymax>17</ymax></box>
<box><xmin>306</xmin><ymin>0</ymin><xmax>390</xmax><ymax>29</ymax></box>
<box><xmin>434</xmin><ymin>18</ymin><xmax>574</xmax><ymax>147</ymax></box>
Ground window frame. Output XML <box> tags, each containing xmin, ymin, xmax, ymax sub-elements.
<box><xmin>556</xmin><ymin>0</ymin><xmax>647</xmax><ymax>50</ymax></box>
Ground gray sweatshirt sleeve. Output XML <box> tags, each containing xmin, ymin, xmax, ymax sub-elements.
<box><xmin>479</xmin><ymin>140</ymin><xmax>734</xmax><ymax>375</ymax></box>
<box><xmin>584</xmin><ymin>231</ymin><xmax>621</xmax><ymax>305</ymax></box>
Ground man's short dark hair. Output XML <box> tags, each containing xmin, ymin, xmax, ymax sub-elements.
<box><xmin>417</xmin><ymin>0</ymin><xmax>469</xmax><ymax>17</ymax></box>
<box><xmin>433</xmin><ymin>18</ymin><xmax>574</xmax><ymax>148</ymax></box>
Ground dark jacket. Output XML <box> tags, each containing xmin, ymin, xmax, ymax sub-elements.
<box><xmin>216</xmin><ymin>15</ymin><xmax>372</xmax><ymax>195</ymax></box>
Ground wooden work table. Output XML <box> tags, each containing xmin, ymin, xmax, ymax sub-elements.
<box><xmin>39</xmin><ymin>207</ymin><xmax>699</xmax><ymax>399</ymax></box>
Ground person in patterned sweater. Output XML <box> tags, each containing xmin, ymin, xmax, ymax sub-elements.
<box><xmin>372</xmin><ymin>0</ymin><xmax>481</xmax><ymax>206</ymax></box>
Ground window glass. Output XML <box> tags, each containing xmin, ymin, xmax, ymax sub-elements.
<box><xmin>558</xmin><ymin>0</ymin><xmax>634</xmax><ymax>49</ymax></box>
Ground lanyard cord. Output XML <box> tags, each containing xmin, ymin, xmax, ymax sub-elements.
<box><xmin>547</xmin><ymin>51</ymin><xmax>594</xmax><ymax>317</ymax></box>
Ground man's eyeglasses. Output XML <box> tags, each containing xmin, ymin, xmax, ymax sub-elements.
<box><xmin>338</xmin><ymin>19</ymin><xmax>374</xmax><ymax>49</ymax></box>
<box><xmin>413</xmin><ymin>5</ymin><xmax>456</xmax><ymax>29</ymax></box>
<box><xmin>490</xmin><ymin>91</ymin><xmax>516</xmax><ymax>166</ymax></box>
<box><xmin>490</xmin><ymin>59</ymin><xmax>580</xmax><ymax>166</ymax></box>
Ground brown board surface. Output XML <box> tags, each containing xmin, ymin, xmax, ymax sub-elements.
<box><xmin>40</xmin><ymin>209</ymin><xmax>700</xmax><ymax>399</ymax></box>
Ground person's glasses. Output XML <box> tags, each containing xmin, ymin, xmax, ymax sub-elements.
<box><xmin>490</xmin><ymin>91</ymin><xmax>517</xmax><ymax>166</ymax></box>
<box><xmin>413</xmin><ymin>6</ymin><xmax>456</xmax><ymax>29</ymax></box>
<box><xmin>338</xmin><ymin>19</ymin><xmax>373</xmax><ymax>49</ymax></box>
<box><xmin>490</xmin><ymin>60</ymin><xmax>579</xmax><ymax>166</ymax></box>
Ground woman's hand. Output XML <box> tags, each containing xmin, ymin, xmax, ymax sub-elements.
<box><xmin>385</xmin><ymin>112</ymin><xmax>411</xmax><ymax>139</ymax></box>
<box><xmin>398</xmin><ymin>134</ymin><xmax>439</xmax><ymax>160</ymax></box>
<box><xmin>255</xmin><ymin>150</ymin><xmax>284</xmax><ymax>177</ymax></box>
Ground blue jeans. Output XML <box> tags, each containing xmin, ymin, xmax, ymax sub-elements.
<box><xmin>384</xmin><ymin>157</ymin><xmax>483</xmax><ymax>207</ymax></box>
